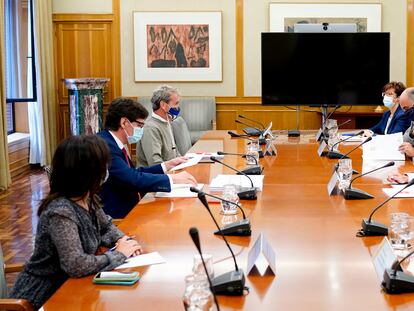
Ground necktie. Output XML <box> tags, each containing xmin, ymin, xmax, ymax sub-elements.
<box><xmin>122</xmin><ymin>147</ymin><xmax>130</xmax><ymax>167</ymax></box>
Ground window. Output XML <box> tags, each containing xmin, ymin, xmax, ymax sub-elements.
<box><xmin>4</xmin><ymin>0</ymin><xmax>37</xmax><ymax>134</ymax></box>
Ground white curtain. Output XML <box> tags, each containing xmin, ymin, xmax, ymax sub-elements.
<box><xmin>28</xmin><ymin>2</ymin><xmax>46</xmax><ymax>165</ymax></box>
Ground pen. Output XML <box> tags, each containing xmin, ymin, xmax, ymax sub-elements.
<box><xmin>109</xmin><ymin>236</ymin><xmax>136</xmax><ymax>252</ymax></box>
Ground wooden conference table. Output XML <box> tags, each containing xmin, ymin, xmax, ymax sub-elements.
<box><xmin>45</xmin><ymin>130</ymin><xmax>414</xmax><ymax>310</ymax></box>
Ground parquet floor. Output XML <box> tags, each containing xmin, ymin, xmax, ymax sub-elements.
<box><xmin>0</xmin><ymin>168</ymin><xmax>49</xmax><ymax>289</ymax></box>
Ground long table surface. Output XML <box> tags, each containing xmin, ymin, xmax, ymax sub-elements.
<box><xmin>44</xmin><ymin>130</ymin><xmax>414</xmax><ymax>310</ymax></box>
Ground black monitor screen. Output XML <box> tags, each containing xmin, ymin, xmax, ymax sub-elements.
<box><xmin>261</xmin><ymin>32</ymin><xmax>390</xmax><ymax>106</ymax></box>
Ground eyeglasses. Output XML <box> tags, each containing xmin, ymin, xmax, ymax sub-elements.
<box><xmin>135</xmin><ymin>120</ymin><xmax>145</xmax><ymax>128</ymax></box>
<box><xmin>382</xmin><ymin>92</ymin><xmax>396</xmax><ymax>97</ymax></box>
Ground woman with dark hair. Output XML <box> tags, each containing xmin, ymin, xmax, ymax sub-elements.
<box><xmin>9</xmin><ymin>135</ymin><xmax>142</xmax><ymax>310</ymax></box>
<box><xmin>363</xmin><ymin>81</ymin><xmax>410</xmax><ymax>136</ymax></box>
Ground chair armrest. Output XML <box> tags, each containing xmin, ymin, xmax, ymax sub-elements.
<box><xmin>0</xmin><ymin>298</ymin><xmax>34</xmax><ymax>311</ymax></box>
<box><xmin>5</xmin><ymin>263</ymin><xmax>24</xmax><ymax>273</ymax></box>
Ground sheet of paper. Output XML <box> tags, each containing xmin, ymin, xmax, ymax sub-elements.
<box><xmin>382</xmin><ymin>184</ymin><xmax>414</xmax><ymax>198</ymax></box>
<box><xmin>340</xmin><ymin>134</ymin><xmax>365</xmax><ymax>142</ymax></box>
<box><xmin>170</xmin><ymin>154</ymin><xmax>203</xmax><ymax>171</ymax></box>
<box><xmin>362</xmin><ymin>133</ymin><xmax>405</xmax><ymax>161</ymax></box>
<box><xmin>115</xmin><ymin>252</ymin><xmax>166</xmax><ymax>270</ymax></box>
<box><xmin>209</xmin><ymin>174</ymin><xmax>264</xmax><ymax>192</ymax></box>
<box><xmin>185</xmin><ymin>152</ymin><xmax>224</xmax><ymax>162</ymax></box>
<box><xmin>155</xmin><ymin>184</ymin><xmax>204</xmax><ymax>198</ymax></box>
<box><xmin>361</xmin><ymin>159</ymin><xmax>404</xmax><ymax>182</ymax></box>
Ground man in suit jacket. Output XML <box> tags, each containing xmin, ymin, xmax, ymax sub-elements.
<box><xmin>98</xmin><ymin>97</ymin><xmax>197</xmax><ymax>218</ymax></box>
<box><xmin>398</xmin><ymin>88</ymin><xmax>414</xmax><ymax>157</ymax></box>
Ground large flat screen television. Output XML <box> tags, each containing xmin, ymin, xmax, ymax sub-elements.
<box><xmin>261</xmin><ymin>33</ymin><xmax>390</xmax><ymax>106</ymax></box>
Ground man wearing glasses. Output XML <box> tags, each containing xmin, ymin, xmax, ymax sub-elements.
<box><xmin>98</xmin><ymin>97</ymin><xmax>197</xmax><ymax>218</ymax></box>
<box><xmin>136</xmin><ymin>85</ymin><xmax>184</xmax><ymax>166</ymax></box>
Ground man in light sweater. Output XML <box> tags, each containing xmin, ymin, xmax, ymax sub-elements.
<box><xmin>136</xmin><ymin>85</ymin><xmax>183</xmax><ymax>166</ymax></box>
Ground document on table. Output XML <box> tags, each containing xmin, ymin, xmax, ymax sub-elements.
<box><xmin>362</xmin><ymin>133</ymin><xmax>405</xmax><ymax>161</ymax></box>
<box><xmin>382</xmin><ymin>184</ymin><xmax>414</xmax><ymax>198</ymax></box>
<box><xmin>155</xmin><ymin>184</ymin><xmax>204</xmax><ymax>198</ymax></box>
<box><xmin>185</xmin><ymin>152</ymin><xmax>224</xmax><ymax>163</ymax></box>
<box><xmin>339</xmin><ymin>134</ymin><xmax>365</xmax><ymax>142</ymax></box>
<box><xmin>169</xmin><ymin>154</ymin><xmax>203</xmax><ymax>171</ymax></box>
<box><xmin>209</xmin><ymin>174</ymin><xmax>264</xmax><ymax>192</ymax></box>
<box><xmin>115</xmin><ymin>252</ymin><xmax>166</xmax><ymax>270</ymax></box>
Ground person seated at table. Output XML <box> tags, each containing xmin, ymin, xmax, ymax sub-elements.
<box><xmin>9</xmin><ymin>135</ymin><xmax>143</xmax><ymax>310</ymax></box>
<box><xmin>398</xmin><ymin>88</ymin><xmax>414</xmax><ymax>157</ymax></box>
<box><xmin>98</xmin><ymin>97</ymin><xmax>197</xmax><ymax>219</ymax></box>
<box><xmin>136</xmin><ymin>85</ymin><xmax>183</xmax><ymax>166</ymax></box>
<box><xmin>363</xmin><ymin>81</ymin><xmax>410</xmax><ymax>137</ymax></box>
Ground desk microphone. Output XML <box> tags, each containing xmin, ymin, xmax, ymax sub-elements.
<box><xmin>228</xmin><ymin>131</ymin><xmax>253</xmax><ymax>139</ymax></box>
<box><xmin>190</xmin><ymin>187</ymin><xmax>251</xmax><ymax>236</ymax></box>
<box><xmin>344</xmin><ymin>161</ymin><xmax>395</xmax><ymax>200</ymax></box>
<box><xmin>382</xmin><ymin>248</ymin><xmax>414</xmax><ymax>294</ymax></box>
<box><xmin>189</xmin><ymin>227</ymin><xmax>221</xmax><ymax>310</ymax></box>
<box><xmin>238</xmin><ymin>114</ymin><xmax>265</xmax><ymax>130</ymax></box>
<box><xmin>194</xmin><ymin>192</ymin><xmax>246</xmax><ymax>296</ymax></box>
<box><xmin>326</xmin><ymin>130</ymin><xmax>364</xmax><ymax>159</ymax></box>
<box><xmin>235</xmin><ymin>119</ymin><xmax>263</xmax><ymax>136</ymax></box>
<box><xmin>217</xmin><ymin>151</ymin><xmax>262</xmax><ymax>175</ymax></box>
<box><xmin>338</xmin><ymin>136</ymin><xmax>373</xmax><ymax>160</ymax></box>
<box><xmin>337</xmin><ymin>119</ymin><xmax>352</xmax><ymax>129</ymax></box>
<box><xmin>318</xmin><ymin>105</ymin><xmax>340</xmax><ymax>141</ymax></box>
<box><xmin>210</xmin><ymin>156</ymin><xmax>257</xmax><ymax>200</ymax></box>
<box><xmin>357</xmin><ymin>179</ymin><xmax>414</xmax><ymax>237</ymax></box>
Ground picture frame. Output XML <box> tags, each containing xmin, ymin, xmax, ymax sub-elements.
<box><xmin>269</xmin><ymin>3</ymin><xmax>381</xmax><ymax>33</ymax></box>
<box><xmin>133</xmin><ymin>11</ymin><xmax>222</xmax><ymax>82</ymax></box>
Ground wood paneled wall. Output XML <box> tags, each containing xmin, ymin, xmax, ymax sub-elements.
<box><xmin>53</xmin><ymin>8</ymin><xmax>120</xmax><ymax>141</ymax></box>
<box><xmin>52</xmin><ymin>0</ymin><xmax>414</xmax><ymax>141</ymax></box>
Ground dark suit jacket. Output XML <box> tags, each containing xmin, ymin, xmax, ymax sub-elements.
<box><xmin>369</xmin><ymin>105</ymin><xmax>410</xmax><ymax>135</ymax></box>
<box><xmin>98</xmin><ymin>130</ymin><xmax>171</xmax><ymax>218</ymax></box>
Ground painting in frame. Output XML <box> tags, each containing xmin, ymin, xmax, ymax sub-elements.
<box><xmin>134</xmin><ymin>11</ymin><xmax>222</xmax><ymax>82</ymax></box>
<box><xmin>269</xmin><ymin>3</ymin><xmax>381</xmax><ymax>33</ymax></box>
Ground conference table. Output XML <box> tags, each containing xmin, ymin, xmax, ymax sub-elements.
<box><xmin>44</xmin><ymin>130</ymin><xmax>414</xmax><ymax>310</ymax></box>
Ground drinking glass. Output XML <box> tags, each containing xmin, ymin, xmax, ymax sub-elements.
<box><xmin>246</xmin><ymin>141</ymin><xmax>260</xmax><ymax>165</ymax></box>
<box><xmin>192</xmin><ymin>253</ymin><xmax>214</xmax><ymax>279</ymax></box>
<box><xmin>337</xmin><ymin>158</ymin><xmax>352</xmax><ymax>191</ymax></box>
<box><xmin>221</xmin><ymin>184</ymin><xmax>239</xmax><ymax>215</ymax></box>
<box><xmin>182</xmin><ymin>274</ymin><xmax>213</xmax><ymax>311</ymax></box>
<box><xmin>389</xmin><ymin>212</ymin><xmax>409</xmax><ymax>250</ymax></box>
<box><xmin>397</xmin><ymin>216</ymin><xmax>414</xmax><ymax>251</ymax></box>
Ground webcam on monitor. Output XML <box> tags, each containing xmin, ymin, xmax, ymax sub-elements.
<box><xmin>293</xmin><ymin>23</ymin><xmax>357</xmax><ymax>33</ymax></box>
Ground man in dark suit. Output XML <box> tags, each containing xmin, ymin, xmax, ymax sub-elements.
<box><xmin>98</xmin><ymin>97</ymin><xmax>197</xmax><ymax>218</ymax></box>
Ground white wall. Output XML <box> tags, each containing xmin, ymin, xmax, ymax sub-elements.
<box><xmin>53</xmin><ymin>0</ymin><xmax>112</xmax><ymax>14</ymax></box>
<box><xmin>244</xmin><ymin>0</ymin><xmax>407</xmax><ymax>96</ymax></box>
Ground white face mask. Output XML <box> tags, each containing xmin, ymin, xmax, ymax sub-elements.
<box><xmin>383</xmin><ymin>95</ymin><xmax>395</xmax><ymax>109</ymax></box>
<box><xmin>124</xmin><ymin>120</ymin><xmax>144</xmax><ymax>144</ymax></box>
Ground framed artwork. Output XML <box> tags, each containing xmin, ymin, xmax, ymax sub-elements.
<box><xmin>133</xmin><ymin>11</ymin><xmax>222</xmax><ymax>82</ymax></box>
<box><xmin>269</xmin><ymin>3</ymin><xmax>381</xmax><ymax>32</ymax></box>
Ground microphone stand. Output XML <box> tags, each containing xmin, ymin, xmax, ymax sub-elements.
<box><xmin>189</xmin><ymin>227</ymin><xmax>221</xmax><ymax>310</ymax></box>
<box><xmin>217</xmin><ymin>151</ymin><xmax>263</xmax><ymax>175</ymax></box>
<box><xmin>357</xmin><ymin>179</ymin><xmax>414</xmax><ymax>236</ymax></box>
<box><xmin>343</xmin><ymin>161</ymin><xmax>395</xmax><ymax>200</ymax></box>
<box><xmin>235</xmin><ymin>120</ymin><xmax>266</xmax><ymax>144</ymax></box>
<box><xmin>195</xmin><ymin>193</ymin><xmax>246</xmax><ymax>296</ymax></box>
<box><xmin>326</xmin><ymin>129</ymin><xmax>363</xmax><ymax>159</ymax></box>
<box><xmin>190</xmin><ymin>187</ymin><xmax>251</xmax><ymax>236</ymax></box>
<box><xmin>238</xmin><ymin>114</ymin><xmax>265</xmax><ymax>129</ymax></box>
<box><xmin>382</xmin><ymin>248</ymin><xmax>414</xmax><ymax>294</ymax></box>
<box><xmin>211</xmin><ymin>156</ymin><xmax>257</xmax><ymax>200</ymax></box>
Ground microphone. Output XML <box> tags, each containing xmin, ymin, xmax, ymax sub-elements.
<box><xmin>190</xmin><ymin>187</ymin><xmax>251</xmax><ymax>236</ymax></box>
<box><xmin>189</xmin><ymin>228</ymin><xmax>221</xmax><ymax>310</ymax></box>
<box><xmin>326</xmin><ymin>130</ymin><xmax>364</xmax><ymax>159</ymax></box>
<box><xmin>357</xmin><ymin>179</ymin><xmax>414</xmax><ymax>236</ymax></box>
<box><xmin>382</xmin><ymin>248</ymin><xmax>414</xmax><ymax>294</ymax></box>
<box><xmin>210</xmin><ymin>156</ymin><xmax>257</xmax><ymax>200</ymax></box>
<box><xmin>235</xmin><ymin>119</ymin><xmax>263</xmax><ymax>136</ymax></box>
<box><xmin>338</xmin><ymin>136</ymin><xmax>373</xmax><ymax>160</ymax></box>
<box><xmin>217</xmin><ymin>151</ymin><xmax>262</xmax><ymax>175</ymax></box>
<box><xmin>317</xmin><ymin>105</ymin><xmax>340</xmax><ymax>141</ymax></box>
<box><xmin>238</xmin><ymin>114</ymin><xmax>265</xmax><ymax>130</ymax></box>
<box><xmin>193</xmin><ymin>192</ymin><xmax>246</xmax><ymax>296</ymax></box>
<box><xmin>228</xmin><ymin>131</ymin><xmax>253</xmax><ymax>140</ymax></box>
<box><xmin>337</xmin><ymin>119</ymin><xmax>352</xmax><ymax>128</ymax></box>
<box><xmin>343</xmin><ymin>161</ymin><xmax>395</xmax><ymax>200</ymax></box>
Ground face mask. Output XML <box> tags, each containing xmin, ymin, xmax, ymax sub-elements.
<box><xmin>383</xmin><ymin>95</ymin><xmax>394</xmax><ymax>108</ymax></box>
<box><xmin>101</xmin><ymin>169</ymin><xmax>109</xmax><ymax>186</ymax></box>
<box><xmin>168</xmin><ymin>106</ymin><xmax>180</xmax><ymax>119</ymax></box>
<box><xmin>124</xmin><ymin>120</ymin><xmax>144</xmax><ymax>144</ymax></box>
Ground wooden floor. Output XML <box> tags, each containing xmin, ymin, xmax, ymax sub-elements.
<box><xmin>0</xmin><ymin>168</ymin><xmax>49</xmax><ymax>289</ymax></box>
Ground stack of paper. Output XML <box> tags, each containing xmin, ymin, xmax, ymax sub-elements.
<box><xmin>209</xmin><ymin>174</ymin><xmax>264</xmax><ymax>192</ymax></box>
<box><xmin>155</xmin><ymin>184</ymin><xmax>204</xmax><ymax>198</ymax></box>
<box><xmin>382</xmin><ymin>184</ymin><xmax>414</xmax><ymax>198</ymax></box>
<box><xmin>170</xmin><ymin>154</ymin><xmax>203</xmax><ymax>171</ymax></box>
<box><xmin>185</xmin><ymin>152</ymin><xmax>224</xmax><ymax>163</ymax></box>
<box><xmin>362</xmin><ymin>133</ymin><xmax>405</xmax><ymax>161</ymax></box>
